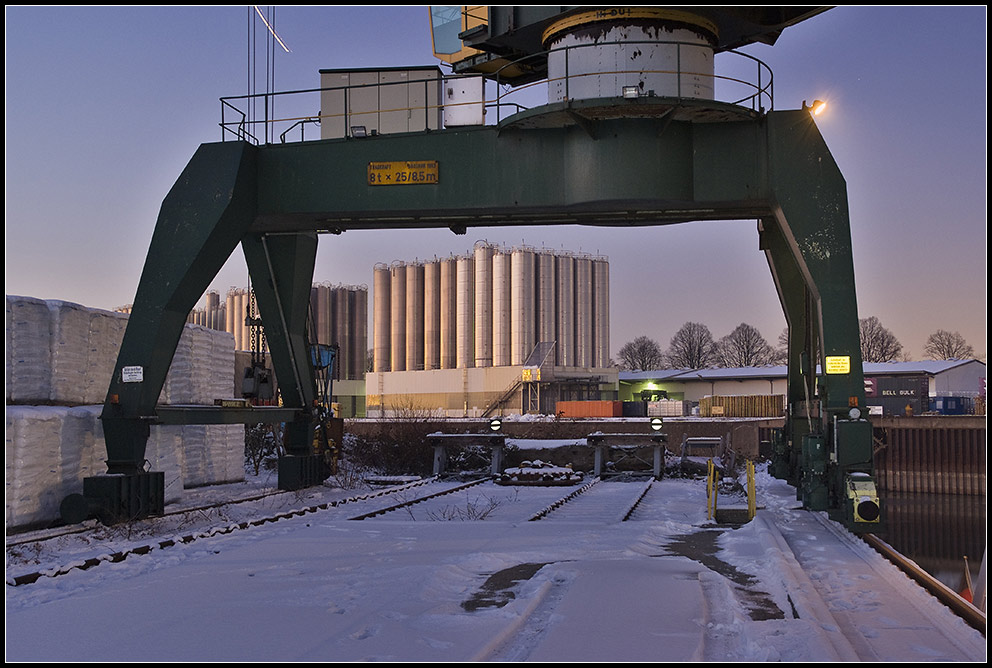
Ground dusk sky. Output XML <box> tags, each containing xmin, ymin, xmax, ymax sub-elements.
<box><xmin>5</xmin><ymin>6</ymin><xmax>987</xmax><ymax>361</ymax></box>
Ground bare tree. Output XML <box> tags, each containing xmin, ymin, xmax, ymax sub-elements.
<box><xmin>859</xmin><ymin>316</ymin><xmax>903</xmax><ymax>363</ymax></box>
<box><xmin>715</xmin><ymin>323</ymin><xmax>774</xmax><ymax>367</ymax></box>
<box><xmin>617</xmin><ymin>336</ymin><xmax>665</xmax><ymax>371</ymax></box>
<box><xmin>664</xmin><ymin>322</ymin><xmax>716</xmax><ymax>369</ymax></box>
<box><xmin>923</xmin><ymin>330</ymin><xmax>974</xmax><ymax>360</ymax></box>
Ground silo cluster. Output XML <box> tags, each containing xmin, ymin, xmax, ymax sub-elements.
<box><xmin>186</xmin><ymin>290</ymin><xmax>227</xmax><ymax>332</ymax></box>
<box><xmin>222</xmin><ymin>288</ymin><xmax>261</xmax><ymax>353</ymax></box>
<box><xmin>373</xmin><ymin>241</ymin><xmax>609</xmax><ymax>372</ymax></box>
<box><xmin>308</xmin><ymin>283</ymin><xmax>368</xmax><ymax>381</ymax></box>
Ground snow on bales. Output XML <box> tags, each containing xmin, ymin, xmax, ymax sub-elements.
<box><xmin>4</xmin><ymin>295</ymin><xmax>244</xmax><ymax>529</ymax></box>
<box><xmin>5</xmin><ymin>295</ymin><xmax>235</xmax><ymax>406</ymax></box>
<box><xmin>6</xmin><ymin>296</ymin><xmax>54</xmax><ymax>403</ymax></box>
<box><xmin>180</xmin><ymin>425</ymin><xmax>244</xmax><ymax>488</ymax></box>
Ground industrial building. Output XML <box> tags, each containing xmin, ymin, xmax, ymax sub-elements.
<box><xmin>368</xmin><ymin>241</ymin><xmax>617</xmax><ymax>416</ymax></box>
<box><xmin>619</xmin><ymin>360</ymin><xmax>987</xmax><ymax>416</ymax></box>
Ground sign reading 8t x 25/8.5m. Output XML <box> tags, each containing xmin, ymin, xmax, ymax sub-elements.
<box><xmin>368</xmin><ymin>161</ymin><xmax>439</xmax><ymax>186</ymax></box>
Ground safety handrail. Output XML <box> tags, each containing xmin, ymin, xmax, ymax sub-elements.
<box><xmin>218</xmin><ymin>38</ymin><xmax>773</xmax><ymax>144</ymax></box>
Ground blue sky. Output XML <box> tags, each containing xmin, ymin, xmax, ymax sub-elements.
<box><xmin>5</xmin><ymin>6</ymin><xmax>987</xmax><ymax>360</ymax></box>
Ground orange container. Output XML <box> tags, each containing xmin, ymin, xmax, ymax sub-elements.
<box><xmin>556</xmin><ymin>400</ymin><xmax>622</xmax><ymax>418</ymax></box>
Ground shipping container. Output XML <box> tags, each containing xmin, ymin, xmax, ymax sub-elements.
<box><xmin>699</xmin><ymin>395</ymin><xmax>785</xmax><ymax>418</ymax></box>
<box><xmin>622</xmin><ymin>400</ymin><xmax>648</xmax><ymax>417</ymax></box>
<box><xmin>556</xmin><ymin>400</ymin><xmax>622</xmax><ymax>418</ymax></box>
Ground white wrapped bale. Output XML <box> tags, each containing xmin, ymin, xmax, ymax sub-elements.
<box><xmin>84</xmin><ymin>308</ymin><xmax>128</xmax><ymax>405</ymax></box>
<box><xmin>5</xmin><ymin>406</ymin><xmax>64</xmax><ymax>528</ymax></box>
<box><xmin>180</xmin><ymin>424</ymin><xmax>208</xmax><ymax>487</ymax></box>
<box><xmin>60</xmin><ymin>405</ymin><xmax>106</xmax><ymax>490</ymax></box>
<box><xmin>6</xmin><ymin>296</ymin><xmax>53</xmax><ymax>404</ymax></box>
<box><xmin>161</xmin><ymin>327</ymin><xmax>195</xmax><ymax>405</ymax></box>
<box><xmin>146</xmin><ymin>425</ymin><xmax>185</xmax><ymax>504</ymax></box>
<box><xmin>49</xmin><ymin>300</ymin><xmax>94</xmax><ymax>405</ymax></box>
<box><xmin>183</xmin><ymin>424</ymin><xmax>245</xmax><ymax>487</ymax></box>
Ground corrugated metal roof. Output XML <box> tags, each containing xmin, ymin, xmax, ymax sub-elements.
<box><xmin>619</xmin><ymin>359</ymin><xmax>985</xmax><ymax>382</ymax></box>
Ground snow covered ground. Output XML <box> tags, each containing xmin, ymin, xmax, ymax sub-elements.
<box><xmin>5</xmin><ymin>462</ymin><xmax>986</xmax><ymax>662</ymax></box>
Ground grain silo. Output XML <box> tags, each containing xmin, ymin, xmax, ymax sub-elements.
<box><xmin>555</xmin><ymin>253</ymin><xmax>574</xmax><ymax>366</ymax></box>
<box><xmin>423</xmin><ymin>260</ymin><xmax>441</xmax><ymax>370</ymax></box>
<box><xmin>575</xmin><ymin>254</ymin><xmax>593</xmax><ymax>368</ymax></box>
<box><xmin>536</xmin><ymin>250</ymin><xmax>556</xmax><ymax>347</ymax></box>
<box><xmin>492</xmin><ymin>248</ymin><xmax>512</xmax><ymax>366</ymax></box>
<box><xmin>592</xmin><ymin>256</ymin><xmax>610</xmax><ymax>368</ymax></box>
<box><xmin>405</xmin><ymin>262</ymin><xmax>425</xmax><ymax>371</ymax></box>
<box><xmin>439</xmin><ymin>256</ymin><xmax>457</xmax><ymax>369</ymax></box>
<box><xmin>367</xmin><ymin>241</ymin><xmax>615</xmax><ymax>417</ymax></box>
<box><xmin>455</xmin><ymin>254</ymin><xmax>475</xmax><ymax>368</ymax></box>
<box><xmin>389</xmin><ymin>262</ymin><xmax>407</xmax><ymax>372</ymax></box>
<box><xmin>350</xmin><ymin>286</ymin><xmax>368</xmax><ymax>378</ymax></box>
<box><xmin>373</xmin><ymin>264</ymin><xmax>391</xmax><ymax>372</ymax></box>
<box><xmin>474</xmin><ymin>242</ymin><xmax>494</xmax><ymax>368</ymax></box>
<box><xmin>510</xmin><ymin>246</ymin><xmax>536</xmax><ymax>365</ymax></box>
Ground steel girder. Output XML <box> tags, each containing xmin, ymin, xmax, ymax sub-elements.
<box><xmin>99</xmin><ymin>105</ymin><xmax>871</xmax><ymax>521</ymax></box>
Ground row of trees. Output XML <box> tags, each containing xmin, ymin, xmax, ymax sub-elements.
<box><xmin>617</xmin><ymin>318</ymin><xmax>976</xmax><ymax>371</ymax></box>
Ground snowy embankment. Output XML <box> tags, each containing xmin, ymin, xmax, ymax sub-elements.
<box><xmin>5</xmin><ymin>464</ymin><xmax>985</xmax><ymax>662</ymax></box>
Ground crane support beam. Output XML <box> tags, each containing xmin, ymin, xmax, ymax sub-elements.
<box><xmin>94</xmin><ymin>103</ymin><xmax>873</xmax><ymax>528</ymax></box>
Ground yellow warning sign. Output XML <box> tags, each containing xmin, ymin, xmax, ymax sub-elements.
<box><xmin>368</xmin><ymin>161</ymin><xmax>438</xmax><ymax>186</ymax></box>
<box><xmin>825</xmin><ymin>356</ymin><xmax>851</xmax><ymax>374</ymax></box>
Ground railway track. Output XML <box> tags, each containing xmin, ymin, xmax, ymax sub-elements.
<box><xmin>6</xmin><ymin>476</ymin><xmax>661</xmax><ymax>587</ymax></box>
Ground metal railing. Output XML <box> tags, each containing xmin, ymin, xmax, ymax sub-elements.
<box><xmin>219</xmin><ymin>39</ymin><xmax>773</xmax><ymax>144</ymax></box>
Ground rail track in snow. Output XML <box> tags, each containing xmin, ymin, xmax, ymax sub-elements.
<box><xmin>6</xmin><ymin>476</ymin><xmax>663</xmax><ymax>587</ymax></box>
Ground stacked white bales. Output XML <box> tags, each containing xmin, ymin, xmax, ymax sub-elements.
<box><xmin>5</xmin><ymin>295</ymin><xmax>243</xmax><ymax>529</ymax></box>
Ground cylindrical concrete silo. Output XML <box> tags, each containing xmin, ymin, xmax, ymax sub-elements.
<box><xmin>474</xmin><ymin>242</ymin><xmax>494</xmax><ymax>368</ymax></box>
<box><xmin>592</xmin><ymin>256</ymin><xmax>610</xmax><ymax>368</ymax></box>
<box><xmin>492</xmin><ymin>249</ymin><xmax>512</xmax><ymax>366</ymax></box>
<box><xmin>439</xmin><ymin>257</ymin><xmax>458</xmax><ymax>369</ymax></box>
<box><xmin>233</xmin><ymin>289</ymin><xmax>246</xmax><ymax>351</ymax></box>
<box><xmin>555</xmin><ymin>254</ymin><xmax>575</xmax><ymax>366</ymax></box>
<box><xmin>390</xmin><ymin>263</ymin><xmax>407</xmax><ymax>372</ymax></box>
<box><xmin>314</xmin><ymin>283</ymin><xmax>329</xmax><ymax>346</ymax></box>
<box><xmin>406</xmin><ymin>263</ymin><xmax>425</xmax><ymax>371</ymax></box>
<box><xmin>536</xmin><ymin>251</ymin><xmax>556</xmax><ymax>347</ymax></box>
<box><xmin>575</xmin><ymin>254</ymin><xmax>593</xmax><ymax>368</ymax></box>
<box><xmin>456</xmin><ymin>254</ymin><xmax>475</xmax><ymax>368</ymax></box>
<box><xmin>373</xmin><ymin>264</ymin><xmax>391</xmax><ymax>372</ymax></box>
<box><xmin>226</xmin><ymin>289</ymin><xmax>237</xmax><ymax>340</ymax></box>
<box><xmin>424</xmin><ymin>261</ymin><xmax>441</xmax><ymax>370</ymax></box>
<box><xmin>351</xmin><ymin>286</ymin><xmax>368</xmax><ymax>379</ymax></box>
<box><xmin>511</xmin><ymin>246</ymin><xmax>535</xmax><ymax>365</ymax></box>
<box><xmin>334</xmin><ymin>285</ymin><xmax>351</xmax><ymax>379</ymax></box>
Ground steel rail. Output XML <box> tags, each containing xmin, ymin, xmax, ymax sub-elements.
<box><xmin>862</xmin><ymin>532</ymin><xmax>986</xmax><ymax>635</ymax></box>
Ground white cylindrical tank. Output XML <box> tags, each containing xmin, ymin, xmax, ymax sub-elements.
<box><xmin>424</xmin><ymin>261</ymin><xmax>441</xmax><ymax>370</ymax></box>
<box><xmin>456</xmin><ymin>255</ymin><xmax>475</xmax><ymax>368</ymax></box>
<box><xmin>492</xmin><ymin>249</ymin><xmax>512</xmax><ymax>366</ymax></box>
<box><xmin>439</xmin><ymin>257</ymin><xmax>458</xmax><ymax>369</ymax></box>
<box><xmin>555</xmin><ymin>254</ymin><xmax>575</xmax><ymax>366</ymax></box>
<box><xmin>389</xmin><ymin>263</ymin><xmax>407</xmax><ymax>372</ymax></box>
<box><xmin>593</xmin><ymin>256</ymin><xmax>610</xmax><ymax>368</ymax></box>
<box><xmin>406</xmin><ymin>263</ymin><xmax>425</xmax><ymax>371</ymax></box>
<box><xmin>574</xmin><ymin>254</ymin><xmax>593</xmax><ymax>368</ymax></box>
<box><xmin>373</xmin><ymin>265</ymin><xmax>391</xmax><ymax>372</ymax></box>
<box><xmin>352</xmin><ymin>286</ymin><xmax>368</xmax><ymax>378</ymax></box>
<box><xmin>334</xmin><ymin>285</ymin><xmax>350</xmax><ymax>379</ymax></box>
<box><xmin>226</xmin><ymin>289</ymin><xmax>237</xmax><ymax>341</ymax></box>
<box><xmin>233</xmin><ymin>290</ymin><xmax>246</xmax><ymax>351</ymax></box>
<box><xmin>474</xmin><ymin>242</ymin><xmax>494</xmax><ymax>368</ymax></box>
<box><xmin>318</xmin><ymin>284</ymin><xmax>332</xmax><ymax>346</ymax></box>
<box><xmin>545</xmin><ymin>10</ymin><xmax>717</xmax><ymax>103</ymax></box>
<box><xmin>511</xmin><ymin>246</ymin><xmax>535</xmax><ymax>365</ymax></box>
<box><xmin>536</xmin><ymin>251</ymin><xmax>556</xmax><ymax>348</ymax></box>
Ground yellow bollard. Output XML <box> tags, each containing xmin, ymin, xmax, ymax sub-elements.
<box><xmin>747</xmin><ymin>460</ymin><xmax>756</xmax><ymax>519</ymax></box>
